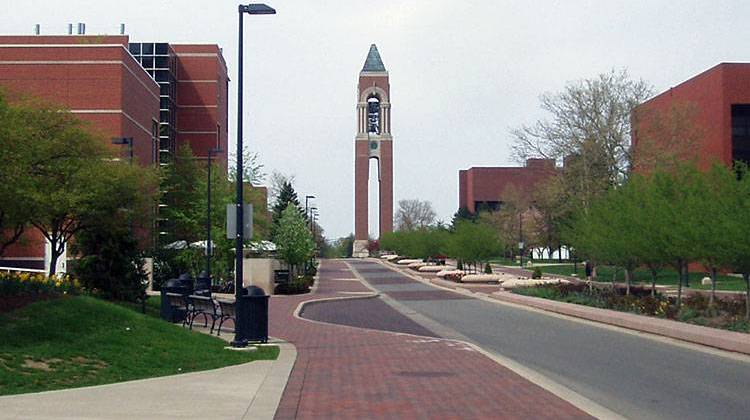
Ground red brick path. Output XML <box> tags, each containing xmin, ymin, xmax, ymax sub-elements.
<box><xmin>270</xmin><ymin>260</ymin><xmax>592</xmax><ymax>419</ymax></box>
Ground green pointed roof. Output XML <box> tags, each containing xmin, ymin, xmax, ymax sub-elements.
<box><xmin>362</xmin><ymin>44</ymin><xmax>386</xmax><ymax>72</ymax></box>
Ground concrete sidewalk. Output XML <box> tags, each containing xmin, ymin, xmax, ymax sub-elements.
<box><xmin>0</xmin><ymin>337</ymin><xmax>295</xmax><ymax>420</ymax></box>
<box><xmin>268</xmin><ymin>260</ymin><xmax>593</xmax><ymax>419</ymax></box>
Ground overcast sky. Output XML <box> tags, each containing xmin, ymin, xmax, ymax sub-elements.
<box><xmin>4</xmin><ymin>1</ymin><xmax>750</xmax><ymax>239</ymax></box>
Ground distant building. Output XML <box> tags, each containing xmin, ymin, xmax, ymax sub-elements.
<box><xmin>0</xmin><ymin>33</ymin><xmax>229</xmax><ymax>271</ymax></box>
<box><xmin>458</xmin><ymin>159</ymin><xmax>557</xmax><ymax>214</ymax></box>
<box><xmin>633</xmin><ymin>62</ymin><xmax>750</xmax><ymax>169</ymax></box>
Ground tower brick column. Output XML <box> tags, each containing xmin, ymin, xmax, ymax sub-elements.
<box><xmin>353</xmin><ymin>44</ymin><xmax>392</xmax><ymax>257</ymax></box>
<box><xmin>354</xmin><ymin>140</ymin><xmax>370</xmax><ymax>241</ymax></box>
<box><xmin>379</xmin><ymin>140</ymin><xmax>393</xmax><ymax>236</ymax></box>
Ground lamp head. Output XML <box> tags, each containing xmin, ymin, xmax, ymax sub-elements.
<box><xmin>240</xmin><ymin>3</ymin><xmax>276</xmax><ymax>14</ymax></box>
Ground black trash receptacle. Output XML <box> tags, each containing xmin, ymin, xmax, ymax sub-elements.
<box><xmin>237</xmin><ymin>286</ymin><xmax>269</xmax><ymax>343</ymax></box>
<box><xmin>195</xmin><ymin>271</ymin><xmax>212</xmax><ymax>297</ymax></box>
<box><xmin>160</xmin><ymin>274</ymin><xmax>194</xmax><ymax>322</ymax></box>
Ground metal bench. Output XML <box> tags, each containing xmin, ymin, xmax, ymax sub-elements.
<box><xmin>187</xmin><ymin>295</ymin><xmax>220</xmax><ymax>332</ymax></box>
<box><xmin>215</xmin><ymin>299</ymin><xmax>236</xmax><ymax>336</ymax></box>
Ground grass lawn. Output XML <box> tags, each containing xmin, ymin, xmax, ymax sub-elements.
<box><xmin>539</xmin><ymin>264</ymin><xmax>748</xmax><ymax>291</ymax></box>
<box><xmin>0</xmin><ymin>296</ymin><xmax>278</xmax><ymax>396</ymax></box>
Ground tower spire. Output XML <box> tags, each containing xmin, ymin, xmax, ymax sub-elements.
<box><xmin>362</xmin><ymin>44</ymin><xmax>386</xmax><ymax>72</ymax></box>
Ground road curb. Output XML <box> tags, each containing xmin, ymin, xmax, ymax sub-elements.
<box><xmin>486</xmin><ymin>291</ymin><xmax>750</xmax><ymax>356</ymax></box>
<box><xmin>385</xmin><ymin>259</ymin><xmax>750</xmax><ymax>357</ymax></box>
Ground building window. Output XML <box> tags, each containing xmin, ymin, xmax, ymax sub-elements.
<box><xmin>142</xmin><ymin>43</ymin><xmax>154</xmax><ymax>55</ymax></box>
<box><xmin>732</xmin><ymin>104</ymin><xmax>750</xmax><ymax>166</ymax></box>
<box><xmin>155</xmin><ymin>43</ymin><xmax>168</xmax><ymax>55</ymax></box>
<box><xmin>128</xmin><ymin>43</ymin><xmax>140</xmax><ymax>55</ymax></box>
<box><xmin>367</xmin><ymin>95</ymin><xmax>380</xmax><ymax>134</ymax></box>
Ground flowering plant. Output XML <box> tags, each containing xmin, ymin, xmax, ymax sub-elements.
<box><xmin>0</xmin><ymin>271</ymin><xmax>82</xmax><ymax>297</ymax></box>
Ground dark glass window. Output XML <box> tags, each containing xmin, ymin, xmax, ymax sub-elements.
<box><xmin>155</xmin><ymin>43</ymin><xmax>168</xmax><ymax>55</ymax></box>
<box><xmin>160</xmin><ymin>97</ymin><xmax>170</xmax><ymax>110</ymax></box>
<box><xmin>160</xmin><ymin>124</ymin><xmax>169</xmax><ymax>136</ymax></box>
<box><xmin>141</xmin><ymin>56</ymin><xmax>154</xmax><ymax>68</ymax></box>
<box><xmin>732</xmin><ymin>104</ymin><xmax>750</xmax><ymax>166</ymax></box>
<box><xmin>159</xmin><ymin>83</ymin><xmax>169</xmax><ymax>95</ymax></box>
<box><xmin>155</xmin><ymin>70</ymin><xmax>168</xmax><ymax>82</ymax></box>
<box><xmin>160</xmin><ymin>110</ymin><xmax>169</xmax><ymax>122</ymax></box>
<box><xmin>142</xmin><ymin>43</ymin><xmax>154</xmax><ymax>54</ymax></box>
<box><xmin>128</xmin><ymin>43</ymin><xmax>140</xmax><ymax>55</ymax></box>
<box><xmin>155</xmin><ymin>56</ymin><xmax>169</xmax><ymax>68</ymax></box>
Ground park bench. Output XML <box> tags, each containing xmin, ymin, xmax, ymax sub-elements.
<box><xmin>187</xmin><ymin>295</ymin><xmax>220</xmax><ymax>333</ymax></box>
<box><xmin>215</xmin><ymin>299</ymin><xmax>236</xmax><ymax>336</ymax></box>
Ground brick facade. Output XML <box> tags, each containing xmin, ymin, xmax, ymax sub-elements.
<box><xmin>458</xmin><ymin>159</ymin><xmax>556</xmax><ymax>214</ymax></box>
<box><xmin>633</xmin><ymin>63</ymin><xmax>750</xmax><ymax>170</ymax></box>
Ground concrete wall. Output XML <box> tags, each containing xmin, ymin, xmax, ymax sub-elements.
<box><xmin>242</xmin><ymin>257</ymin><xmax>282</xmax><ymax>295</ymax></box>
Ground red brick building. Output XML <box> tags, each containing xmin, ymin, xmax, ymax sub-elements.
<box><xmin>633</xmin><ymin>63</ymin><xmax>750</xmax><ymax>169</ymax></box>
<box><xmin>0</xmin><ymin>34</ymin><xmax>229</xmax><ymax>271</ymax></box>
<box><xmin>458</xmin><ymin>159</ymin><xmax>556</xmax><ymax>214</ymax></box>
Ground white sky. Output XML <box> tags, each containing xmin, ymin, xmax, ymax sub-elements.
<box><xmin>3</xmin><ymin>0</ymin><xmax>750</xmax><ymax>239</ymax></box>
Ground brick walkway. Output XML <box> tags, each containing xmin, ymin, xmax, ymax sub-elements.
<box><xmin>267</xmin><ymin>260</ymin><xmax>592</xmax><ymax>419</ymax></box>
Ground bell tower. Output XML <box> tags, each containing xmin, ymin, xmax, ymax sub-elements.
<box><xmin>353</xmin><ymin>44</ymin><xmax>393</xmax><ymax>257</ymax></box>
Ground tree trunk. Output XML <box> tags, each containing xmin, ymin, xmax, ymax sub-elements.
<box><xmin>48</xmin><ymin>238</ymin><xmax>62</xmax><ymax>277</ymax></box>
<box><xmin>676</xmin><ymin>261</ymin><xmax>684</xmax><ymax>309</ymax></box>
<box><xmin>684</xmin><ymin>263</ymin><xmax>690</xmax><ymax>288</ymax></box>
<box><xmin>611</xmin><ymin>267</ymin><xmax>617</xmax><ymax>291</ymax></box>
<box><xmin>625</xmin><ymin>268</ymin><xmax>633</xmax><ymax>296</ymax></box>
<box><xmin>709</xmin><ymin>267</ymin><xmax>717</xmax><ymax>307</ymax></box>
<box><xmin>558</xmin><ymin>246</ymin><xmax>562</xmax><ymax>263</ymax></box>
<box><xmin>744</xmin><ymin>273</ymin><xmax>749</xmax><ymax>321</ymax></box>
<box><xmin>650</xmin><ymin>268</ymin><xmax>658</xmax><ymax>298</ymax></box>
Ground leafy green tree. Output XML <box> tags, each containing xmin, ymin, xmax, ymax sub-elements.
<box><xmin>270</xmin><ymin>181</ymin><xmax>302</xmax><ymax>242</ymax></box>
<box><xmin>161</xmin><ymin>144</ymin><xmax>206</xmax><ymax>245</ymax></box>
<box><xmin>18</xmin><ymin>102</ymin><xmax>158</xmax><ymax>276</ymax></box>
<box><xmin>727</xmin><ymin>163</ymin><xmax>750</xmax><ymax>320</ymax></box>
<box><xmin>275</xmin><ymin>204</ymin><xmax>315</xmax><ymax>277</ymax></box>
<box><xmin>0</xmin><ymin>92</ymin><xmax>32</xmax><ymax>255</ymax></box>
<box><xmin>447</xmin><ymin>220</ymin><xmax>504</xmax><ymax>273</ymax></box>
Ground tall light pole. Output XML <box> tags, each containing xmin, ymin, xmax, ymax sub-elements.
<box><xmin>518</xmin><ymin>212</ymin><xmax>524</xmax><ymax>268</ymax></box>
<box><xmin>234</xmin><ymin>3</ymin><xmax>276</xmax><ymax>348</ymax></box>
<box><xmin>206</xmin><ymin>148</ymin><xmax>222</xmax><ymax>278</ymax></box>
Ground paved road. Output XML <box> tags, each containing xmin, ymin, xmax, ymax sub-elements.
<box><xmin>348</xmin><ymin>260</ymin><xmax>750</xmax><ymax>420</ymax></box>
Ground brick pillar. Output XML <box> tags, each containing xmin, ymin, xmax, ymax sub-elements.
<box><xmin>354</xmin><ymin>140</ymin><xmax>369</xmax><ymax>241</ymax></box>
<box><xmin>379</xmin><ymin>140</ymin><xmax>393</xmax><ymax>236</ymax></box>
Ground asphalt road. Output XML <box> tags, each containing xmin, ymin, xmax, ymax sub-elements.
<box><xmin>347</xmin><ymin>260</ymin><xmax>750</xmax><ymax>420</ymax></box>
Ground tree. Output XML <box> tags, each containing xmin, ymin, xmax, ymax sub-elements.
<box><xmin>0</xmin><ymin>92</ymin><xmax>33</xmax><ymax>255</ymax></box>
<box><xmin>20</xmin><ymin>102</ymin><xmax>158</xmax><ymax>276</ymax></box>
<box><xmin>395</xmin><ymin>199</ymin><xmax>436</xmax><ymax>231</ymax></box>
<box><xmin>229</xmin><ymin>147</ymin><xmax>266</xmax><ymax>185</ymax></box>
<box><xmin>275</xmin><ymin>204</ymin><xmax>315</xmax><ymax>277</ymax></box>
<box><xmin>270</xmin><ymin>180</ymin><xmax>302</xmax><ymax>241</ymax></box>
<box><xmin>447</xmin><ymin>220</ymin><xmax>504</xmax><ymax>273</ymax></box>
<box><xmin>161</xmin><ymin>144</ymin><xmax>206</xmax><ymax>244</ymax></box>
<box><xmin>511</xmin><ymin>69</ymin><xmax>652</xmax><ymax>186</ymax></box>
<box><xmin>725</xmin><ymin>163</ymin><xmax>750</xmax><ymax>320</ymax></box>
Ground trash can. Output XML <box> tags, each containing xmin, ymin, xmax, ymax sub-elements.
<box><xmin>195</xmin><ymin>271</ymin><xmax>212</xmax><ymax>297</ymax></box>
<box><xmin>160</xmin><ymin>274</ymin><xmax>194</xmax><ymax>322</ymax></box>
<box><xmin>237</xmin><ymin>286</ymin><xmax>269</xmax><ymax>343</ymax></box>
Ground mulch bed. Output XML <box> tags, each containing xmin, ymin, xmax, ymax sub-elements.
<box><xmin>0</xmin><ymin>294</ymin><xmax>57</xmax><ymax>313</ymax></box>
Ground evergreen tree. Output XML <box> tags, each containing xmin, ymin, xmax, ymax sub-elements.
<box><xmin>270</xmin><ymin>181</ymin><xmax>302</xmax><ymax>241</ymax></box>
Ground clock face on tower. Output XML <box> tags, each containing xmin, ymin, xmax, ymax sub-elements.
<box><xmin>369</xmin><ymin>141</ymin><xmax>378</xmax><ymax>150</ymax></box>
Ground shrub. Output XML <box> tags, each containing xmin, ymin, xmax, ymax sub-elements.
<box><xmin>274</xmin><ymin>275</ymin><xmax>314</xmax><ymax>295</ymax></box>
<box><xmin>457</xmin><ymin>260</ymin><xmax>463</xmax><ymax>270</ymax></box>
<box><xmin>531</xmin><ymin>267</ymin><xmax>543</xmax><ymax>279</ymax></box>
<box><xmin>484</xmin><ymin>263</ymin><xmax>493</xmax><ymax>274</ymax></box>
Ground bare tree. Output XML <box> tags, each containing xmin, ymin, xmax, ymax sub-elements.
<box><xmin>395</xmin><ymin>199</ymin><xmax>436</xmax><ymax>231</ymax></box>
<box><xmin>511</xmin><ymin>69</ymin><xmax>653</xmax><ymax>188</ymax></box>
<box><xmin>268</xmin><ymin>171</ymin><xmax>296</xmax><ymax>209</ymax></box>
<box><xmin>229</xmin><ymin>147</ymin><xmax>266</xmax><ymax>186</ymax></box>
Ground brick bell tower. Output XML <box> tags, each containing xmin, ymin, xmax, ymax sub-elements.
<box><xmin>353</xmin><ymin>44</ymin><xmax>393</xmax><ymax>257</ymax></box>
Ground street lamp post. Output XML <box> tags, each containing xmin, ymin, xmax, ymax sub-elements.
<box><xmin>206</xmin><ymin>148</ymin><xmax>223</xmax><ymax>278</ymax></box>
<box><xmin>518</xmin><ymin>212</ymin><xmax>524</xmax><ymax>268</ymax></box>
<box><xmin>111</xmin><ymin>137</ymin><xmax>134</xmax><ymax>164</ymax></box>
<box><xmin>304</xmin><ymin>195</ymin><xmax>315</xmax><ymax>225</ymax></box>
<box><xmin>233</xmin><ymin>3</ymin><xmax>276</xmax><ymax>348</ymax></box>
